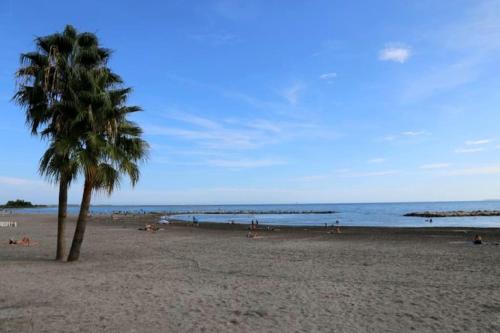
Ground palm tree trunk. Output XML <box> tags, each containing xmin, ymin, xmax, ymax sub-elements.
<box><xmin>55</xmin><ymin>177</ymin><xmax>69</xmax><ymax>261</ymax></box>
<box><xmin>67</xmin><ymin>178</ymin><xmax>93</xmax><ymax>262</ymax></box>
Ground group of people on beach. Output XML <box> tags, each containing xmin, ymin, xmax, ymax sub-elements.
<box><xmin>325</xmin><ymin>220</ymin><xmax>341</xmax><ymax>233</ymax></box>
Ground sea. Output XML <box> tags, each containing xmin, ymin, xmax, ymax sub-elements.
<box><xmin>7</xmin><ymin>201</ymin><xmax>500</xmax><ymax>228</ymax></box>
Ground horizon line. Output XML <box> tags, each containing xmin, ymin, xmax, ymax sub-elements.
<box><xmin>28</xmin><ymin>199</ymin><xmax>500</xmax><ymax>207</ymax></box>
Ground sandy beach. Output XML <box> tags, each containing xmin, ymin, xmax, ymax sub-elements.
<box><xmin>1</xmin><ymin>214</ymin><xmax>499</xmax><ymax>332</ymax></box>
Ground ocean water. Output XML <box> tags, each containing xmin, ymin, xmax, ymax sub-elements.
<box><xmin>8</xmin><ymin>201</ymin><xmax>500</xmax><ymax>228</ymax></box>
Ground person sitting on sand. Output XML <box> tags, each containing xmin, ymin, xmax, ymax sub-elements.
<box><xmin>138</xmin><ymin>224</ymin><xmax>159</xmax><ymax>232</ymax></box>
<box><xmin>9</xmin><ymin>236</ymin><xmax>37</xmax><ymax>246</ymax></box>
<box><xmin>473</xmin><ymin>234</ymin><xmax>482</xmax><ymax>245</ymax></box>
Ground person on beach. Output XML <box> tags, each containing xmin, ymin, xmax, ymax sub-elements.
<box><xmin>473</xmin><ymin>235</ymin><xmax>482</xmax><ymax>245</ymax></box>
<box><xmin>9</xmin><ymin>237</ymin><xmax>36</xmax><ymax>246</ymax></box>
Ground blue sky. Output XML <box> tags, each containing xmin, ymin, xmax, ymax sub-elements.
<box><xmin>1</xmin><ymin>0</ymin><xmax>500</xmax><ymax>204</ymax></box>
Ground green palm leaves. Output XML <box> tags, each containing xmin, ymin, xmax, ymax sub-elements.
<box><xmin>14</xmin><ymin>25</ymin><xmax>148</xmax><ymax>261</ymax></box>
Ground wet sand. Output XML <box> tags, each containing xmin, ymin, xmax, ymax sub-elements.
<box><xmin>1</xmin><ymin>214</ymin><xmax>500</xmax><ymax>332</ymax></box>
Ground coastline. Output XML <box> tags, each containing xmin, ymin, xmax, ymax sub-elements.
<box><xmin>8</xmin><ymin>200</ymin><xmax>500</xmax><ymax>228</ymax></box>
<box><xmin>1</xmin><ymin>213</ymin><xmax>499</xmax><ymax>332</ymax></box>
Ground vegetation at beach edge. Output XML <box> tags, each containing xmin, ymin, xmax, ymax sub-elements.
<box><xmin>0</xmin><ymin>199</ymin><xmax>47</xmax><ymax>209</ymax></box>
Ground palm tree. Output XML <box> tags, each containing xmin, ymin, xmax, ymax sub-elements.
<box><xmin>14</xmin><ymin>25</ymin><xmax>113</xmax><ymax>260</ymax></box>
<box><xmin>67</xmin><ymin>70</ymin><xmax>148</xmax><ymax>262</ymax></box>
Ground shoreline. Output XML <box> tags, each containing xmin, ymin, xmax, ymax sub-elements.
<box><xmin>1</xmin><ymin>214</ymin><xmax>499</xmax><ymax>332</ymax></box>
<box><xmin>4</xmin><ymin>212</ymin><xmax>500</xmax><ymax>230</ymax></box>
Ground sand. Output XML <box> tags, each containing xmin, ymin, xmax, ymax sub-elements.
<box><xmin>1</xmin><ymin>214</ymin><xmax>500</xmax><ymax>332</ymax></box>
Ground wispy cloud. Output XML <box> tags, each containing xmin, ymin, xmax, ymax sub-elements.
<box><xmin>281</xmin><ymin>83</ymin><xmax>304</xmax><ymax>106</ymax></box>
<box><xmin>368</xmin><ymin>158</ymin><xmax>385</xmax><ymax>164</ymax></box>
<box><xmin>401</xmin><ymin>131</ymin><xmax>427</xmax><ymax>137</ymax></box>
<box><xmin>166</xmin><ymin>74</ymin><xmax>283</xmax><ymax>112</ymax></box>
<box><xmin>455</xmin><ymin>147</ymin><xmax>485</xmax><ymax>153</ymax></box>
<box><xmin>402</xmin><ymin>1</ymin><xmax>500</xmax><ymax>101</ymax></box>
<box><xmin>383</xmin><ymin>130</ymin><xmax>430</xmax><ymax>141</ymax></box>
<box><xmin>341</xmin><ymin>170</ymin><xmax>399</xmax><ymax>178</ymax></box>
<box><xmin>449</xmin><ymin>165</ymin><xmax>500</xmax><ymax>176</ymax></box>
<box><xmin>456</xmin><ymin>137</ymin><xmax>494</xmax><ymax>153</ymax></box>
<box><xmin>402</xmin><ymin>59</ymin><xmax>480</xmax><ymax>101</ymax></box>
<box><xmin>465</xmin><ymin>139</ymin><xmax>492</xmax><ymax>145</ymax></box>
<box><xmin>382</xmin><ymin>135</ymin><xmax>397</xmax><ymax>142</ymax></box>
<box><xmin>146</xmin><ymin>112</ymin><xmax>336</xmax><ymax>153</ymax></box>
<box><xmin>206</xmin><ymin>158</ymin><xmax>285</xmax><ymax>169</ymax></box>
<box><xmin>145</xmin><ymin>123</ymin><xmax>264</xmax><ymax>150</ymax></box>
<box><xmin>293</xmin><ymin>168</ymin><xmax>396</xmax><ymax>182</ymax></box>
<box><xmin>0</xmin><ymin>176</ymin><xmax>44</xmax><ymax>186</ymax></box>
<box><xmin>440</xmin><ymin>0</ymin><xmax>500</xmax><ymax>52</ymax></box>
<box><xmin>379</xmin><ymin>45</ymin><xmax>411</xmax><ymax>63</ymax></box>
<box><xmin>420</xmin><ymin>163</ymin><xmax>450</xmax><ymax>169</ymax></box>
<box><xmin>319</xmin><ymin>72</ymin><xmax>337</xmax><ymax>80</ymax></box>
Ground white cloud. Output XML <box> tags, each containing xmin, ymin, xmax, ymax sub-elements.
<box><xmin>382</xmin><ymin>130</ymin><xmax>429</xmax><ymax>141</ymax></box>
<box><xmin>206</xmin><ymin>158</ymin><xmax>285</xmax><ymax>168</ymax></box>
<box><xmin>455</xmin><ymin>147</ymin><xmax>485</xmax><ymax>153</ymax></box>
<box><xmin>146</xmin><ymin>112</ymin><xmax>336</xmax><ymax>157</ymax></box>
<box><xmin>379</xmin><ymin>46</ymin><xmax>411</xmax><ymax>63</ymax></box>
<box><xmin>420</xmin><ymin>163</ymin><xmax>450</xmax><ymax>169</ymax></box>
<box><xmin>465</xmin><ymin>139</ymin><xmax>492</xmax><ymax>145</ymax></box>
<box><xmin>401</xmin><ymin>130</ymin><xmax>427</xmax><ymax>137</ymax></box>
<box><xmin>319</xmin><ymin>72</ymin><xmax>337</xmax><ymax>80</ymax></box>
<box><xmin>449</xmin><ymin>165</ymin><xmax>500</xmax><ymax>176</ymax></box>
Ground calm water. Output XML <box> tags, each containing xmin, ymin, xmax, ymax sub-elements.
<box><xmin>8</xmin><ymin>201</ymin><xmax>500</xmax><ymax>228</ymax></box>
